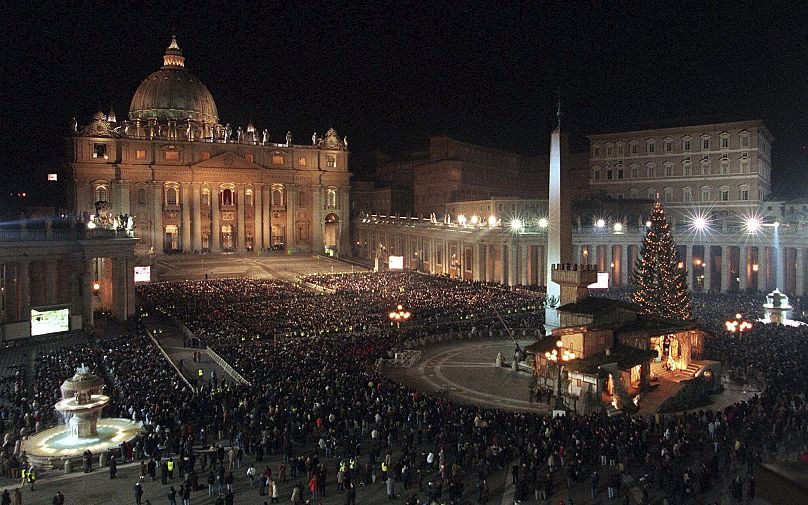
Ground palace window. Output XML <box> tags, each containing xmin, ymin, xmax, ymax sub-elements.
<box><xmin>683</xmin><ymin>140</ymin><xmax>691</xmax><ymax>152</ymax></box>
<box><xmin>617</xmin><ymin>144</ymin><xmax>624</xmax><ymax>156</ymax></box>
<box><xmin>665</xmin><ymin>163</ymin><xmax>673</xmax><ymax>177</ymax></box>
<box><xmin>606</xmin><ymin>169</ymin><xmax>613</xmax><ymax>180</ymax></box>
<box><xmin>648</xmin><ymin>164</ymin><xmax>656</xmax><ymax>178</ymax></box>
<box><xmin>617</xmin><ymin>168</ymin><xmax>624</xmax><ymax>180</ymax></box>
<box><xmin>298</xmin><ymin>157</ymin><xmax>307</xmax><ymax>167</ymax></box>
<box><xmin>647</xmin><ymin>141</ymin><xmax>656</xmax><ymax>154</ymax></box>
<box><xmin>647</xmin><ymin>188</ymin><xmax>656</xmax><ymax>200</ymax></box>
<box><xmin>721</xmin><ymin>137</ymin><xmax>729</xmax><ymax>149</ymax></box>
<box><xmin>245</xmin><ymin>189</ymin><xmax>254</xmax><ymax>206</ymax></box>
<box><xmin>593</xmin><ymin>169</ymin><xmax>601</xmax><ymax>181</ymax></box>
<box><xmin>740</xmin><ymin>185</ymin><xmax>750</xmax><ymax>201</ymax></box>
<box><xmin>741</xmin><ymin>134</ymin><xmax>750</xmax><ymax>147</ymax></box>
<box><xmin>136</xmin><ymin>149</ymin><xmax>146</xmax><ymax>160</ymax></box>
<box><xmin>606</xmin><ymin>146</ymin><xmax>613</xmax><ymax>157</ymax></box>
<box><xmin>701</xmin><ymin>187</ymin><xmax>710</xmax><ymax>202</ymax></box>
<box><xmin>630</xmin><ymin>166</ymin><xmax>639</xmax><ymax>178</ymax></box>
<box><xmin>326</xmin><ymin>154</ymin><xmax>337</xmax><ymax>168</ymax></box>
<box><xmin>740</xmin><ymin>159</ymin><xmax>750</xmax><ymax>173</ymax></box>
<box><xmin>593</xmin><ymin>146</ymin><xmax>601</xmax><ymax>157</ymax></box>
<box><xmin>272</xmin><ymin>155</ymin><xmax>285</xmax><ymax>165</ymax></box>
<box><xmin>664</xmin><ymin>187</ymin><xmax>674</xmax><ymax>203</ymax></box>
<box><xmin>630</xmin><ymin>143</ymin><xmax>638</xmax><ymax>155</ymax></box>
<box><xmin>683</xmin><ymin>187</ymin><xmax>692</xmax><ymax>202</ymax></box>
<box><xmin>93</xmin><ymin>143</ymin><xmax>108</xmax><ymax>159</ymax></box>
<box><xmin>702</xmin><ymin>138</ymin><xmax>710</xmax><ymax>150</ymax></box>
<box><xmin>664</xmin><ymin>140</ymin><xmax>672</xmax><ymax>152</ymax></box>
<box><xmin>720</xmin><ymin>187</ymin><xmax>730</xmax><ymax>201</ymax></box>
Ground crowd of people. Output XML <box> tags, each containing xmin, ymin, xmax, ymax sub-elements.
<box><xmin>1</xmin><ymin>272</ymin><xmax>807</xmax><ymax>504</ymax></box>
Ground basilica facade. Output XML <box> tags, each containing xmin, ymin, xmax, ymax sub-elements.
<box><xmin>67</xmin><ymin>36</ymin><xmax>351</xmax><ymax>256</ymax></box>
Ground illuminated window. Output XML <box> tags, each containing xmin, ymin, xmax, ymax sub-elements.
<box><xmin>245</xmin><ymin>154</ymin><xmax>254</xmax><ymax>163</ymax></box>
<box><xmin>298</xmin><ymin>157</ymin><xmax>307</xmax><ymax>167</ymax></box>
<box><xmin>93</xmin><ymin>143</ymin><xmax>108</xmax><ymax>159</ymax></box>
<box><xmin>326</xmin><ymin>154</ymin><xmax>337</xmax><ymax>168</ymax></box>
<box><xmin>327</xmin><ymin>188</ymin><xmax>337</xmax><ymax>208</ymax></box>
<box><xmin>245</xmin><ymin>189</ymin><xmax>254</xmax><ymax>206</ymax></box>
<box><xmin>202</xmin><ymin>189</ymin><xmax>210</xmax><ymax>206</ymax></box>
<box><xmin>136</xmin><ymin>149</ymin><xmax>146</xmax><ymax>160</ymax></box>
<box><xmin>272</xmin><ymin>155</ymin><xmax>284</xmax><ymax>165</ymax></box>
<box><xmin>200</xmin><ymin>151</ymin><xmax>210</xmax><ymax>160</ymax></box>
<box><xmin>164</xmin><ymin>151</ymin><xmax>179</xmax><ymax>161</ymax></box>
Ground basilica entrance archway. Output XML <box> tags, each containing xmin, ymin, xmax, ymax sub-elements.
<box><xmin>324</xmin><ymin>213</ymin><xmax>340</xmax><ymax>254</ymax></box>
<box><xmin>221</xmin><ymin>225</ymin><xmax>234</xmax><ymax>251</ymax></box>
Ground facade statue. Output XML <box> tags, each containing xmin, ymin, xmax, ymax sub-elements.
<box><xmin>262</xmin><ymin>129</ymin><xmax>268</xmax><ymax>145</ymax></box>
<box><xmin>312</xmin><ymin>132</ymin><xmax>318</xmax><ymax>145</ymax></box>
<box><xmin>71</xmin><ymin>117</ymin><xmax>78</xmax><ymax>134</ymax></box>
<box><xmin>343</xmin><ymin>136</ymin><xmax>348</xmax><ymax>148</ymax></box>
<box><xmin>286</xmin><ymin>131</ymin><xmax>292</xmax><ymax>146</ymax></box>
<box><xmin>224</xmin><ymin>124</ymin><xmax>232</xmax><ymax>142</ymax></box>
<box><xmin>237</xmin><ymin>126</ymin><xmax>243</xmax><ymax>143</ymax></box>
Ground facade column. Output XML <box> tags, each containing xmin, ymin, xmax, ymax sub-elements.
<box><xmin>739</xmin><ymin>246</ymin><xmax>748</xmax><ymax>293</ymax></box>
<box><xmin>520</xmin><ymin>243</ymin><xmax>529</xmax><ymax>286</ymax></box>
<box><xmin>286</xmin><ymin>184</ymin><xmax>297</xmax><ymax>248</ymax></box>
<box><xmin>499</xmin><ymin>243</ymin><xmax>506</xmax><ymax>284</ymax></box>
<box><xmin>236</xmin><ymin>184</ymin><xmax>246</xmax><ymax>251</ymax></box>
<box><xmin>473</xmin><ymin>243</ymin><xmax>482</xmax><ymax>282</ymax></box>
<box><xmin>703</xmin><ymin>246</ymin><xmax>712</xmax><ymax>292</ymax></box>
<box><xmin>262</xmin><ymin>186</ymin><xmax>271</xmax><ymax>250</ymax></box>
<box><xmin>191</xmin><ymin>183</ymin><xmax>202</xmax><ymax>252</ymax></box>
<box><xmin>181</xmin><ymin>183</ymin><xmax>191</xmax><ymax>252</ymax></box>
<box><xmin>111</xmin><ymin>257</ymin><xmax>132</xmax><ymax>321</ymax></box>
<box><xmin>777</xmin><ymin>247</ymin><xmax>786</xmax><ymax>291</ymax></box>
<box><xmin>538</xmin><ymin>245</ymin><xmax>546</xmax><ymax>286</ymax></box>
<box><xmin>253</xmin><ymin>183</ymin><xmax>263</xmax><ymax>254</ymax></box>
<box><xmin>604</xmin><ymin>245</ymin><xmax>612</xmax><ymax>279</ymax></box>
<box><xmin>81</xmin><ymin>258</ymin><xmax>94</xmax><ymax>329</ymax></box>
<box><xmin>17</xmin><ymin>260</ymin><xmax>30</xmax><ymax>323</ymax></box>
<box><xmin>311</xmin><ymin>185</ymin><xmax>324</xmax><ymax>254</ymax></box>
<box><xmin>152</xmin><ymin>182</ymin><xmax>163</xmax><ymax>252</ymax></box>
<box><xmin>720</xmin><ymin>246</ymin><xmax>729</xmax><ymax>293</ymax></box>
<box><xmin>796</xmin><ymin>248</ymin><xmax>805</xmax><ymax>296</ymax></box>
<box><xmin>46</xmin><ymin>258</ymin><xmax>58</xmax><ymax>305</ymax></box>
<box><xmin>210</xmin><ymin>187</ymin><xmax>220</xmax><ymax>252</ymax></box>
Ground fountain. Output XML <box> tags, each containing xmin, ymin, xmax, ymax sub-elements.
<box><xmin>760</xmin><ymin>289</ymin><xmax>805</xmax><ymax>327</ymax></box>
<box><xmin>21</xmin><ymin>366</ymin><xmax>142</xmax><ymax>469</ymax></box>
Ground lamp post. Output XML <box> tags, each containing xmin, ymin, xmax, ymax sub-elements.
<box><xmin>388</xmin><ymin>304</ymin><xmax>411</xmax><ymax>329</ymax></box>
<box><xmin>545</xmin><ymin>339</ymin><xmax>576</xmax><ymax>410</ymax></box>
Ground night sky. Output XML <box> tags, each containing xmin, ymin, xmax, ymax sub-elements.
<box><xmin>3</xmin><ymin>1</ymin><xmax>806</xmax><ymax>211</ymax></box>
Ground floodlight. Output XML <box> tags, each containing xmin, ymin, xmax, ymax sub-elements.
<box><xmin>538</xmin><ymin>217</ymin><xmax>549</xmax><ymax>228</ymax></box>
<box><xmin>745</xmin><ymin>216</ymin><xmax>762</xmax><ymax>233</ymax></box>
<box><xmin>595</xmin><ymin>218</ymin><xmax>606</xmax><ymax>228</ymax></box>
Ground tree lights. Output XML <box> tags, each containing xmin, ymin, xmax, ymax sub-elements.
<box><xmin>631</xmin><ymin>201</ymin><xmax>693</xmax><ymax>320</ymax></box>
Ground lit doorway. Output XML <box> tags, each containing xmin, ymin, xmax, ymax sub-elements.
<box><xmin>221</xmin><ymin>225</ymin><xmax>234</xmax><ymax>251</ymax></box>
<box><xmin>164</xmin><ymin>225</ymin><xmax>179</xmax><ymax>252</ymax></box>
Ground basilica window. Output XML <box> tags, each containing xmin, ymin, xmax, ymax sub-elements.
<box><xmin>95</xmin><ymin>185</ymin><xmax>108</xmax><ymax>202</ymax></box>
<box><xmin>165</xmin><ymin>187</ymin><xmax>178</xmax><ymax>206</ymax></box>
<box><xmin>272</xmin><ymin>155</ymin><xmax>285</xmax><ymax>165</ymax></box>
<box><xmin>245</xmin><ymin>154</ymin><xmax>254</xmax><ymax>163</ymax></box>
<box><xmin>202</xmin><ymin>189</ymin><xmax>211</xmax><ymax>207</ymax></box>
<box><xmin>326</xmin><ymin>188</ymin><xmax>337</xmax><ymax>209</ymax></box>
<box><xmin>221</xmin><ymin>188</ymin><xmax>233</xmax><ymax>206</ymax></box>
<box><xmin>93</xmin><ymin>143</ymin><xmax>108</xmax><ymax>159</ymax></box>
<box><xmin>326</xmin><ymin>154</ymin><xmax>337</xmax><ymax>169</ymax></box>
<box><xmin>137</xmin><ymin>188</ymin><xmax>147</xmax><ymax>206</ymax></box>
<box><xmin>200</xmin><ymin>152</ymin><xmax>210</xmax><ymax>161</ymax></box>
<box><xmin>136</xmin><ymin>149</ymin><xmax>146</xmax><ymax>160</ymax></box>
<box><xmin>298</xmin><ymin>157</ymin><xmax>307</xmax><ymax>167</ymax></box>
<box><xmin>164</xmin><ymin>151</ymin><xmax>179</xmax><ymax>161</ymax></box>
<box><xmin>272</xmin><ymin>186</ymin><xmax>284</xmax><ymax>206</ymax></box>
<box><xmin>245</xmin><ymin>189</ymin><xmax>254</xmax><ymax>206</ymax></box>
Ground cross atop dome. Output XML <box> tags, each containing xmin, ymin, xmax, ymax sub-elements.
<box><xmin>162</xmin><ymin>35</ymin><xmax>185</xmax><ymax>69</ymax></box>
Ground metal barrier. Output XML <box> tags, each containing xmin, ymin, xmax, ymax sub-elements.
<box><xmin>144</xmin><ymin>327</ymin><xmax>195</xmax><ymax>392</ymax></box>
<box><xmin>205</xmin><ymin>346</ymin><xmax>252</xmax><ymax>386</ymax></box>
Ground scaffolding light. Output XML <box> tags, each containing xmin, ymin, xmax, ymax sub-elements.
<box><xmin>488</xmin><ymin>215</ymin><xmax>497</xmax><ymax>227</ymax></box>
<box><xmin>538</xmin><ymin>217</ymin><xmax>549</xmax><ymax>228</ymax></box>
<box><xmin>595</xmin><ymin>218</ymin><xmax>606</xmax><ymax>228</ymax></box>
<box><xmin>613</xmin><ymin>222</ymin><xmax>623</xmax><ymax>233</ymax></box>
<box><xmin>510</xmin><ymin>218</ymin><xmax>523</xmax><ymax>231</ymax></box>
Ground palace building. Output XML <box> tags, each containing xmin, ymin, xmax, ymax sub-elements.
<box><xmin>67</xmin><ymin>36</ymin><xmax>351</xmax><ymax>257</ymax></box>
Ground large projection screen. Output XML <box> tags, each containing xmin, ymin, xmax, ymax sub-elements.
<box><xmin>134</xmin><ymin>266</ymin><xmax>151</xmax><ymax>283</ymax></box>
<box><xmin>388</xmin><ymin>255</ymin><xmax>404</xmax><ymax>270</ymax></box>
<box><xmin>31</xmin><ymin>308</ymin><xmax>70</xmax><ymax>336</ymax></box>
<box><xmin>587</xmin><ymin>272</ymin><xmax>610</xmax><ymax>290</ymax></box>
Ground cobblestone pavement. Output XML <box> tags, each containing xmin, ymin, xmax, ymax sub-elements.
<box><xmin>152</xmin><ymin>253</ymin><xmax>366</xmax><ymax>283</ymax></box>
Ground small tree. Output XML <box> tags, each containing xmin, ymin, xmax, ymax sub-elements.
<box><xmin>631</xmin><ymin>200</ymin><xmax>693</xmax><ymax>320</ymax></box>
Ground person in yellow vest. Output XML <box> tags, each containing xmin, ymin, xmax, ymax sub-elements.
<box><xmin>380</xmin><ymin>460</ymin><xmax>388</xmax><ymax>482</ymax></box>
<box><xmin>26</xmin><ymin>467</ymin><xmax>36</xmax><ymax>491</ymax></box>
<box><xmin>20</xmin><ymin>467</ymin><xmax>26</xmax><ymax>488</ymax></box>
<box><xmin>167</xmin><ymin>457</ymin><xmax>175</xmax><ymax>479</ymax></box>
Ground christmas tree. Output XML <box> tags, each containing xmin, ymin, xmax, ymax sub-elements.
<box><xmin>631</xmin><ymin>200</ymin><xmax>693</xmax><ymax>320</ymax></box>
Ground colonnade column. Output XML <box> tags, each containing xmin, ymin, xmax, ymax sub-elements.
<box><xmin>538</xmin><ymin>245</ymin><xmax>546</xmax><ymax>286</ymax></box>
<box><xmin>210</xmin><ymin>187</ymin><xmax>220</xmax><ymax>252</ymax></box>
<box><xmin>720</xmin><ymin>246</ymin><xmax>729</xmax><ymax>293</ymax></box>
<box><xmin>181</xmin><ymin>183</ymin><xmax>191</xmax><ymax>252</ymax></box>
<box><xmin>191</xmin><ymin>183</ymin><xmax>202</xmax><ymax>252</ymax></box>
<box><xmin>620</xmin><ymin>245</ymin><xmax>629</xmax><ymax>287</ymax></box>
<box><xmin>758</xmin><ymin>247</ymin><xmax>767</xmax><ymax>292</ymax></box>
<box><xmin>499</xmin><ymin>244</ymin><xmax>506</xmax><ymax>284</ymax></box>
<box><xmin>236</xmin><ymin>184</ymin><xmax>246</xmax><ymax>251</ymax></box>
<box><xmin>681</xmin><ymin>245</ymin><xmax>691</xmax><ymax>290</ymax></box>
<box><xmin>520</xmin><ymin>244</ymin><xmax>529</xmax><ymax>286</ymax></box>
<box><xmin>739</xmin><ymin>246</ymin><xmax>748</xmax><ymax>293</ymax></box>
<box><xmin>777</xmin><ymin>247</ymin><xmax>786</xmax><ymax>290</ymax></box>
<box><xmin>45</xmin><ymin>258</ymin><xmax>58</xmax><ymax>305</ymax></box>
<box><xmin>703</xmin><ymin>246</ymin><xmax>712</xmax><ymax>292</ymax></box>
<box><xmin>796</xmin><ymin>248</ymin><xmax>805</xmax><ymax>296</ymax></box>
<box><xmin>254</xmin><ymin>183</ymin><xmax>263</xmax><ymax>254</ymax></box>
<box><xmin>152</xmin><ymin>182</ymin><xmax>163</xmax><ymax>252</ymax></box>
<box><xmin>17</xmin><ymin>261</ymin><xmax>30</xmax><ymax>323</ymax></box>
<box><xmin>604</xmin><ymin>245</ymin><xmax>612</xmax><ymax>280</ymax></box>
<box><xmin>473</xmin><ymin>243</ymin><xmax>482</xmax><ymax>282</ymax></box>
<box><xmin>262</xmin><ymin>186</ymin><xmax>271</xmax><ymax>250</ymax></box>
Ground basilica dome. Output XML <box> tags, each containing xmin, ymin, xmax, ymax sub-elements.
<box><xmin>129</xmin><ymin>36</ymin><xmax>219</xmax><ymax>125</ymax></box>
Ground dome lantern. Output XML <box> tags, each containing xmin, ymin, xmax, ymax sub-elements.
<box><xmin>162</xmin><ymin>35</ymin><xmax>185</xmax><ymax>69</ymax></box>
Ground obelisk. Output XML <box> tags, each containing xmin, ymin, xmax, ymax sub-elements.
<box><xmin>545</xmin><ymin>99</ymin><xmax>573</xmax><ymax>333</ymax></box>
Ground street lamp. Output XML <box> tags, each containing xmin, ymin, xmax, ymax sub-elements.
<box><xmin>388</xmin><ymin>304</ymin><xmax>411</xmax><ymax>328</ymax></box>
<box><xmin>545</xmin><ymin>339</ymin><xmax>576</xmax><ymax>410</ymax></box>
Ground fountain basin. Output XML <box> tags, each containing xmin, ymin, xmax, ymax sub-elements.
<box><xmin>21</xmin><ymin>418</ymin><xmax>142</xmax><ymax>469</ymax></box>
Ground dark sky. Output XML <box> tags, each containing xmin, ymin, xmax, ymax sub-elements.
<box><xmin>2</xmin><ymin>0</ymin><xmax>806</xmax><ymax>209</ymax></box>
